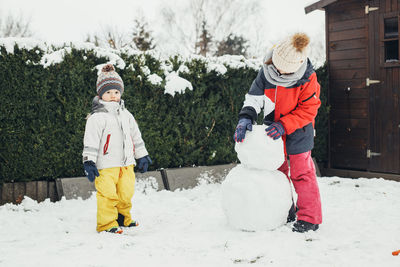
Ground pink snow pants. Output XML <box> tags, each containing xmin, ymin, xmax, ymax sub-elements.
<box><xmin>278</xmin><ymin>151</ymin><xmax>322</xmax><ymax>225</ymax></box>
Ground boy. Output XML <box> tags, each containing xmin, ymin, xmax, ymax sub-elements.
<box><xmin>83</xmin><ymin>64</ymin><xmax>152</xmax><ymax>234</ymax></box>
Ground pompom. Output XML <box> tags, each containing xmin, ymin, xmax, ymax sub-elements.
<box><xmin>291</xmin><ymin>33</ymin><xmax>310</xmax><ymax>52</ymax></box>
<box><xmin>102</xmin><ymin>64</ymin><xmax>115</xmax><ymax>72</ymax></box>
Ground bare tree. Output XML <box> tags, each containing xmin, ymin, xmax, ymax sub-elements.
<box><xmin>0</xmin><ymin>12</ymin><xmax>32</xmax><ymax>38</ymax></box>
<box><xmin>216</xmin><ymin>33</ymin><xmax>248</xmax><ymax>57</ymax></box>
<box><xmin>84</xmin><ymin>34</ymin><xmax>100</xmax><ymax>47</ymax></box>
<box><xmin>132</xmin><ymin>18</ymin><xmax>155</xmax><ymax>51</ymax></box>
<box><xmin>84</xmin><ymin>12</ymin><xmax>155</xmax><ymax>51</ymax></box>
<box><xmin>196</xmin><ymin>20</ymin><xmax>212</xmax><ymax>56</ymax></box>
<box><xmin>159</xmin><ymin>0</ymin><xmax>261</xmax><ymax>55</ymax></box>
<box><xmin>102</xmin><ymin>25</ymin><xmax>129</xmax><ymax>49</ymax></box>
<box><xmin>84</xmin><ymin>26</ymin><xmax>130</xmax><ymax>49</ymax></box>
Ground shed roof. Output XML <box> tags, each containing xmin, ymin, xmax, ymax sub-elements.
<box><xmin>305</xmin><ymin>0</ymin><xmax>338</xmax><ymax>14</ymax></box>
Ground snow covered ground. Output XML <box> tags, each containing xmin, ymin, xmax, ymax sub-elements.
<box><xmin>1</xmin><ymin>175</ymin><xmax>399</xmax><ymax>267</ymax></box>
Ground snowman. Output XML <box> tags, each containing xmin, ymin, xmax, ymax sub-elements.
<box><xmin>221</xmin><ymin>125</ymin><xmax>293</xmax><ymax>231</ymax></box>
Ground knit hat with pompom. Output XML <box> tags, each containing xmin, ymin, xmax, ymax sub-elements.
<box><xmin>96</xmin><ymin>64</ymin><xmax>124</xmax><ymax>98</ymax></box>
<box><xmin>272</xmin><ymin>33</ymin><xmax>310</xmax><ymax>73</ymax></box>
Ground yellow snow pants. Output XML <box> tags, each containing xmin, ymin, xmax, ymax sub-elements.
<box><xmin>95</xmin><ymin>165</ymin><xmax>135</xmax><ymax>232</ymax></box>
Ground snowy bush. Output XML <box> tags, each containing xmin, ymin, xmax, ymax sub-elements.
<box><xmin>0</xmin><ymin>38</ymin><xmax>328</xmax><ymax>182</ymax></box>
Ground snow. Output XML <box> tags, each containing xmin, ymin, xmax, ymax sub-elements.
<box><xmin>164</xmin><ymin>72</ymin><xmax>193</xmax><ymax>97</ymax></box>
<box><xmin>147</xmin><ymin>73</ymin><xmax>163</xmax><ymax>85</ymax></box>
<box><xmin>141</xmin><ymin>65</ymin><xmax>151</xmax><ymax>76</ymax></box>
<box><xmin>40</xmin><ymin>47</ymin><xmax>72</xmax><ymax>68</ymax></box>
<box><xmin>224</xmin><ymin>126</ymin><xmax>291</xmax><ymax>231</ymax></box>
<box><xmin>0</xmin><ymin>37</ymin><xmax>267</xmax><ymax>97</ymax></box>
<box><xmin>0</xmin><ymin>37</ymin><xmax>47</xmax><ymax>54</ymax></box>
<box><xmin>234</xmin><ymin>125</ymin><xmax>285</xmax><ymax>170</ymax></box>
<box><xmin>177</xmin><ymin>64</ymin><xmax>190</xmax><ymax>74</ymax></box>
<box><xmin>207</xmin><ymin>62</ymin><xmax>228</xmax><ymax>75</ymax></box>
<box><xmin>1</xmin><ymin>176</ymin><xmax>399</xmax><ymax>266</ymax></box>
<box><xmin>221</xmin><ymin>165</ymin><xmax>292</xmax><ymax>231</ymax></box>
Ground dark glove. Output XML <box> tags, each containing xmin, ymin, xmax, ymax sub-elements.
<box><xmin>83</xmin><ymin>160</ymin><xmax>99</xmax><ymax>182</ymax></box>
<box><xmin>234</xmin><ymin>118</ymin><xmax>252</xmax><ymax>142</ymax></box>
<box><xmin>265</xmin><ymin>122</ymin><xmax>285</xmax><ymax>140</ymax></box>
<box><xmin>137</xmin><ymin>155</ymin><xmax>152</xmax><ymax>173</ymax></box>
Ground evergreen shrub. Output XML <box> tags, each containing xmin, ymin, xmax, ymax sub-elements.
<box><xmin>0</xmin><ymin>43</ymin><xmax>328</xmax><ymax>182</ymax></box>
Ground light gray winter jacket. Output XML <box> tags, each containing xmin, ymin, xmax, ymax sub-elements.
<box><xmin>82</xmin><ymin>98</ymin><xmax>148</xmax><ymax>170</ymax></box>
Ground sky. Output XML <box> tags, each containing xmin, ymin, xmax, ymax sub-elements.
<box><xmin>0</xmin><ymin>0</ymin><xmax>325</xmax><ymax>59</ymax></box>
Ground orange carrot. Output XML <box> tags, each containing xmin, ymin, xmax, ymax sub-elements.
<box><xmin>392</xmin><ymin>250</ymin><xmax>400</xmax><ymax>256</ymax></box>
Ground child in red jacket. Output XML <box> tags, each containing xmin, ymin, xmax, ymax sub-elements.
<box><xmin>234</xmin><ymin>33</ymin><xmax>322</xmax><ymax>233</ymax></box>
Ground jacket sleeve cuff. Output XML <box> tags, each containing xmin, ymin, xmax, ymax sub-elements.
<box><xmin>135</xmin><ymin>147</ymin><xmax>149</xmax><ymax>159</ymax></box>
<box><xmin>239</xmin><ymin>106</ymin><xmax>257</xmax><ymax>122</ymax></box>
<box><xmin>82</xmin><ymin>154</ymin><xmax>97</xmax><ymax>164</ymax></box>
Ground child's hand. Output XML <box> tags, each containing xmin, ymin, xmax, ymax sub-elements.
<box><xmin>234</xmin><ymin>118</ymin><xmax>252</xmax><ymax>142</ymax></box>
<box><xmin>265</xmin><ymin>122</ymin><xmax>285</xmax><ymax>140</ymax></box>
<box><xmin>83</xmin><ymin>161</ymin><xmax>100</xmax><ymax>182</ymax></box>
<box><xmin>137</xmin><ymin>156</ymin><xmax>152</xmax><ymax>173</ymax></box>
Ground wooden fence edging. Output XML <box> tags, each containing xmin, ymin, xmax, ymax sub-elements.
<box><xmin>0</xmin><ymin>180</ymin><xmax>59</xmax><ymax>205</ymax></box>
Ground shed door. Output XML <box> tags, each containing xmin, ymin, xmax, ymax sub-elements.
<box><xmin>367</xmin><ymin>0</ymin><xmax>400</xmax><ymax>174</ymax></box>
<box><xmin>328</xmin><ymin>0</ymin><xmax>369</xmax><ymax>170</ymax></box>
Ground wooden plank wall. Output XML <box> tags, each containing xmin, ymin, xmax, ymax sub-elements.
<box><xmin>371</xmin><ymin>0</ymin><xmax>400</xmax><ymax>173</ymax></box>
<box><xmin>0</xmin><ymin>181</ymin><xmax>58</xmax><ymax>205</ymax></box>
<box><xmin>327</xmin><ymin>0</ymin><xmax>369</xmax><ymax>170</ymax></box>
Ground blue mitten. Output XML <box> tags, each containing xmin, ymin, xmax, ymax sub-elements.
<box><xmin>234</xmin><ymin>118</ymin><xmax>252</xmax><ymax>142</ymax></box>
<box><xmin>83</xmin><ymin>161</ymin><xmax>99</xmax><ymax>182</ymax></box>
<box><xmin>137</xmin><ymin>155</ymin><xmax>152</xmax><ymax>173</ymax></box>
<box><xmin>265</xmin><ymin>122</ymin><xmax>285</xmax><ymax>140</ymax></box>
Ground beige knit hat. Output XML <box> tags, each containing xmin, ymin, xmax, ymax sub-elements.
<box><xmin>272</xmin><ymin>33</ymin><xmax>310</xmax><ymax>73</ymax></box>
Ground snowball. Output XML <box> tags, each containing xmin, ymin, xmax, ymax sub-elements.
<box><xmin>221</xmin><ymin>165</ymin><xmax>292</xmax><ymax>231</ymax></box>
<box><xmin>235</xmin><ymin>125</ymin><xmax>285</xmax><ymax>171</ymax></box>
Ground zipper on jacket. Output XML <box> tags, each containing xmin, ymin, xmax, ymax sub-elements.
<box><xmin>103</xmin><ymin>134</ymin><xmax>111</xmax><ymax>155</ymax></box>
<box><xmin>302</xmin><ymin>92</ymin><xmax>316</xmax><ymax>103</ymax></box>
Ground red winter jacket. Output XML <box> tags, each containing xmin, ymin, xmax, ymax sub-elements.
<box><xmin>239</xmin><ymin>60</ymin><xmax>321</xmax><ymax>155</ymax></box>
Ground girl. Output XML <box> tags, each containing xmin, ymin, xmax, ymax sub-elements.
<box><xmin>234</xmin><ymin>33</ymin><xmax>322</xmax><ymax>233</ymax></box>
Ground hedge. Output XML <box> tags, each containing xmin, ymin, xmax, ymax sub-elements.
<box><xmin>0</xmin><ymin>42</ymin><xmax>328</xmax><ymax>182</ymax></box>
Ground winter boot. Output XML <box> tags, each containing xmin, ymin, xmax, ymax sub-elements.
<box><xmin>117</xmin><ymin>213</ymin><xmax>125</xmax><ymax>226</ymax></box>
<box><xmin>117</xmin><ymin>213</ymin><xmax>139</xmax><ymax>227</ymax></box>
<box><xmin>105</xmin><ymin>227</ymin><xmax>123</xmax><ymax>234</ymax></box>
<box><xmin>292</xmin><ymin>220</ymin><xmax>319</xmax><ymax>233</ymax></box>
<box><xmin>287</xmin><ymin>203</ymin><xmax>297</xmax><ymax>223</ymax></box>
<box><xmin>127</xmin><ymin>221</ymin><xmax>139</xmax><ymax>227</ymax></box>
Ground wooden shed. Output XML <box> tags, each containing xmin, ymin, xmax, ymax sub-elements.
<box><xmin>306</xmin><ymin>0</ymin><xmax>400</xmax><ymax>180</ymax></box>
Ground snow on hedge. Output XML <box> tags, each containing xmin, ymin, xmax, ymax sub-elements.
<box><xmin>147</xmin><ymin>74</ymin><xmax>163</xmax><ymax>86</ymax></box>
<box><xmin>164</xmin><ymin>72</ymin><xmax>193</xmax><ymax>96</ymax></box>
<box><xmin>0</xmin><ymin>37</ymin><xmax>47</xmax><ymax>54</ymax></box>
<box><xmin>0</xmin><ymin>37</ymin><xmax>264</xmax><ymax>97</ymax></box>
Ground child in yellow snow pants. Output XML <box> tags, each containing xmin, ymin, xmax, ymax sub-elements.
<box><xmin>95</xmin><ymin>165</ymin><xmax>135</xmax><ymax>232</ymax></box>
<box><xmin>82</xmin><ymin>64</ymin><xmax>152</xmax><ymax>234</ymax></box>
